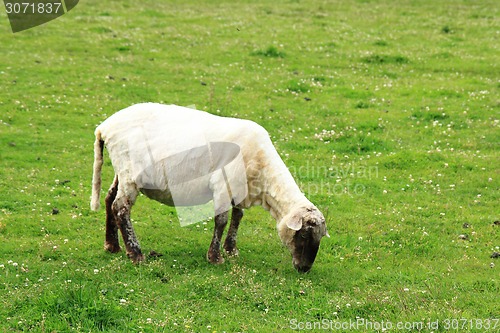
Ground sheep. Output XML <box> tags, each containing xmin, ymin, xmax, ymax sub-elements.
<box><xmin>91</xmin><ymin>103</ymin><xmax>329</xmax><ymax>272</ymax></box>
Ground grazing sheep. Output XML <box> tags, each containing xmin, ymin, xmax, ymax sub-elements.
<box><xmin>91</xmin><ymin>103</ymin><xmax>329</xmax><ymax>272</ymax></box>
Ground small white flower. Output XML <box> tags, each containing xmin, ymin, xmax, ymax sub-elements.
<box><xmin>403</xmin><ymin>288</ymin><xmax>409</xmax><ymax>292</ymax></box>
<box><xmin>94</xmin><ymin>269</ymin><xmax>99</xmax><ymax>274</ymax></box>
<box><xmin>120</xmin><ymin>299</ymin><xmax>127</xmax><ymax>304</ymax></box>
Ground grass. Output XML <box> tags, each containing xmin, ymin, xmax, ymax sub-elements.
<box><xmin>251</xmin><ymin>46</ymin><xmax>286</xmax><ymax>58</ymax></box>
<box><xmin>0</xmin><ymin>0</ymin><xmax>499</xmax><ymax>332</ymax></box>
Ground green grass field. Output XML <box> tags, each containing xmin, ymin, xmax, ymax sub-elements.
<box><xmin>1</xmin><ymin>0</ymin><xmax>499</xmax><ymax>332</ymax></box>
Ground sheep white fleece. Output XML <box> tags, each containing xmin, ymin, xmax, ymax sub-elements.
<box><xmin>91</xmin><ymin>103</ymin><xmax>313</xmax><ymax>227</ymax></box>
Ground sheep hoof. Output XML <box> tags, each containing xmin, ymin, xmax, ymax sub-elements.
<box><xmin>207</xmin><ymin>251</ymin><xmax>225</xmax><ymax>265</ymax></box>
<box><xmin>104</xmin><ymin>242</ymin><xmax>121</xmax><ymax>253</ymax></box>
<box><xmin>224</xmin><ymin>247</ymin><xmax>239</xmax><ymax>257</ymax></box>
<box><xmin>128</xmin><ymin>252</ymin><xmax>145</xmax><ymax>264</ymax></box>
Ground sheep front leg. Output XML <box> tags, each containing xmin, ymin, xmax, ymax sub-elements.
<box><xmin>207</xmin><ymin>211</ymin><xmax>228</xmax><ymax>264</ymax></box>
<box><xmin>104</xmin><ymin>176</ymin><xmax>121</xmax><ymax>253</ymax></box>
<box><xmin>112</xmin><ymin>196</ymin><xmax>145</xmax><ymax>264</ymax></box>
<box><xmin>223</xmin><ymin>207</ymin><xmax>243</xmax><ymax>256</ymax></box>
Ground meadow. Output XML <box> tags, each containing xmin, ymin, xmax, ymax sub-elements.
<box><xmin>0</xmin><ymin>0</ymin><xmax>499</xmax><ymax>332</ymax></box>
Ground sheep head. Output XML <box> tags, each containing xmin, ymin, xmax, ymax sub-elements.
<box><xmin>277</xmin><ymin>206</ymin><xmax>329</xmax><ymax>273</ymax></box>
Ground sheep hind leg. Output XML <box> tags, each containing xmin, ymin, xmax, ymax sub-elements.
<box><xmin>207</xmin><ymin>211</ymin><xmax>228</xmax><ymax>264</ymax></box>
<box><xmin>223</xmin><ymin>207</ymin><xmax>243</xmax><ymax>256</ymax></box>
<box><xmin>104</xmin><ymin>175</ymin><xmax>121</xmax><ymax>253</ymax></box>
<box><xmin>112</xmin><ymin>191</ymin><xmax>145</xmax><ymax>264</ymax></box>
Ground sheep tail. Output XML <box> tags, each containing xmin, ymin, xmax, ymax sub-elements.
<box><xmin>91</xmin><ymin>130</ymin><xmax>104</xmax><ymax>211</ymax></box>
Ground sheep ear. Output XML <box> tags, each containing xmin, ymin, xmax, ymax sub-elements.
<box><xmin>285</xmin><ymin>212</ymin><xmax>303</xmax><ymax>231</ymax></box>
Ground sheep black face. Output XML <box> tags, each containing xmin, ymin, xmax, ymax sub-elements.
<box><xmin>278</xmin><ymin>206</ymin><xmax>329</xmax><ymax>273</ymax></box>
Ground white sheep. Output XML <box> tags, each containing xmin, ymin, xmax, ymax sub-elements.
<box><xmin>91</xmin><ymin>103</ymin><xmax>329</xmax><ymax>272</ymax></box>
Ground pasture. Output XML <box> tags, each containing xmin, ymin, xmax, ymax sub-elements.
<box><xmin>0</xmin><ymin>0</ymin><xmax>498</xmax><ymax>331</ymax></box>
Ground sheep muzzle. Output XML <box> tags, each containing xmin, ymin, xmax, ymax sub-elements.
<box><xmin>291</xmin><ymin>227</ymin><xmax>321</xmax><ymax>273</ymax></box>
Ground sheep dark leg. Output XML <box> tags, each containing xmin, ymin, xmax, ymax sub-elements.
<box><xmin>104</xmin><ymin>175</ymin><xmax>121</xmax><ymax>253</ymax></box>
<box><xmin>207</xmin><ymin>211</ymin><xmax>228</xmax><ymax>264</ymax></box>
<box><xmin>223</xmin><ymin>207</ymin><xmax>243</xmax><ymax>256</ymax></box>
<box><xmin>112</xmin><ymin>196</ymin><xmax>145</xmax><ymax>263</ymax></box>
